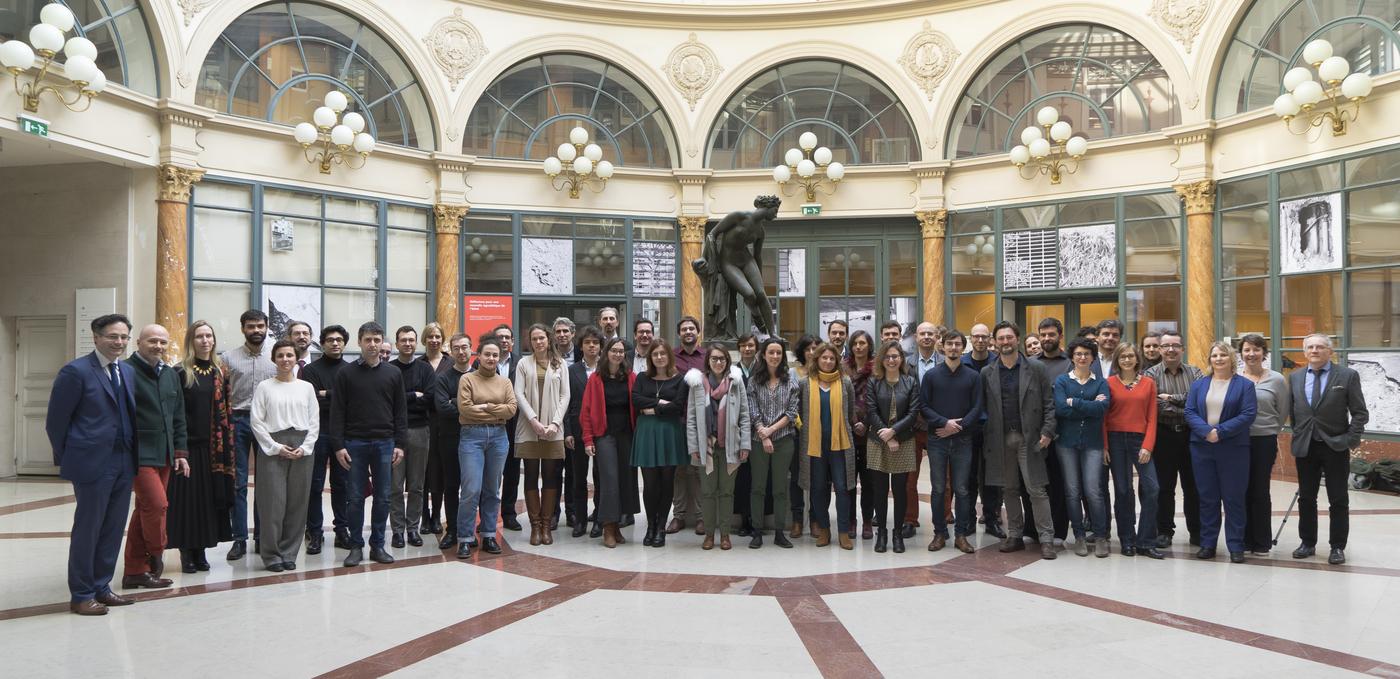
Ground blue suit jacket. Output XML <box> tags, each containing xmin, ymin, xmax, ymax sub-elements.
<box><xmin>46</xmin><ymin>352</ymin><xmax>139</xmax><ymax>482</ymax></box>
<box><xmin>1184</xmin><ymin>374</ymin><xmax>1257</xmax><ymax>448</ymax></box>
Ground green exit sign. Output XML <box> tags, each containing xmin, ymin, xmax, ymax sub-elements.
<box><xmin>19</xmin><ymin>115</ymin><xmax>49</xmax><ymax>138</ymax></box>
<box><xmin>801</xmin><ymin>203</ymin><xmax>821</xmax><ymax>215</ymax></box>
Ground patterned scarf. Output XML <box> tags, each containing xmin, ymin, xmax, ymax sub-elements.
<box><xmin>704</xmin><ymin>373</ymin><xmax>730</xmax><ymax>442</ymax></box>
<box><xmin>806</xmin><ymin>370</ymin><xmax>850</xmax><ymax>457</ymax></box>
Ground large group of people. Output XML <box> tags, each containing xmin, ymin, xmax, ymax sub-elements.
<box><xmin>46</xmin><ymin>306</ymin><xmax>1371</xmax><ymax>615</ymax></box>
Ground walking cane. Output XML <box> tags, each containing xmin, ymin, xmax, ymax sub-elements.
<box><xmin>1272</xmin><ymin>490</ymin><xmax>1300</xmax><ymax>546</ymax></box>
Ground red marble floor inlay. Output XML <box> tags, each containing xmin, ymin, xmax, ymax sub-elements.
<box><xmin>1160</xmin><ymin>548</ymin><xmax>1400</xmax><ymax>579</ymax></box>
<box><xmin>775</xmin><ymin>595</ymin><xmax>882</xmax><ymax>679</ymax></box>
<box><xmin>0</xmin><ymin>494</ymin><xmax>77</xmax><ymax>516</ymax></box>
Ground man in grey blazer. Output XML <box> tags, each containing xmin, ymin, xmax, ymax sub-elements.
<box><xmin>1289</xmin><ymin>333</ymin><xmax>1369</xmax><ymax>565</ymax></box>
<box><xmin>981</xmin><ymin>321</ymin><xmax>1058</xmax><ymax>560</ymax></box>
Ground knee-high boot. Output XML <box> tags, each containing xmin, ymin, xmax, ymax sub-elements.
<box><xmin>525</xmin><ymin>489</ymin><xmax>543</xmax><ymax>546</ymax></box>
<box><xmin>539</xmin><ymin>488</ymin><xmax>558</xmax><ymax>545</ymax></box>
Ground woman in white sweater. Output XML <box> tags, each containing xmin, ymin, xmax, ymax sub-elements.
<box><xmin>514</xmin><ymin>324</ymin><xmax>570</xmax><ymax>546</ymax></box>
<box><xmin>251</xmin><ymin>339</ymin><xmax>320</xmax><ymax>572</ymax></box>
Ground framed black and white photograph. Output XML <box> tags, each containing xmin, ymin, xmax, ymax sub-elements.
<box><xmin>1349</xmin><ymin>353</ymin><xmax>1400</xmax><ymax>434</ymax></box>
<box><xmin>1058</xmin><ymin>223</ymin><xmax>1117</xmax><ymax>288</ymax></box>
<box><xmin>778</xmin><ymin>248</ymin><xmax>806</xmax><ymax>297</ymax></box>
<box><xmin>1002</xmin><ymin>229</ymin><xmax>1057</xmax><ymax>290</ymax></box>
<box><xmin>269</xmin><ymin>217</ymin><xmax>295</xmax><ymax>252</ymax></box>
<box><xmin>520</xmin><ymin>237</ymin><xmax>573</xmax><ymax>295</ymax></box>
<box><xmin>631</xmin><ymin>241</ymin><xmax>677</xmax><ymax>297</ymax></box>
<box><xmin>262</xmin><ymin>284</ymin><xmax>321</xmax><ymax>344</ymax></box>
<box><xmin>1280</xmin><ymin>192</ymin><xmax>1343</xmax><ymax>274</ymax></box>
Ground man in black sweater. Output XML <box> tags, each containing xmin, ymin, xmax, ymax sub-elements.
<box><xmin>431</xmin><ymin>333</ymin><xmax>473</xmax><ymax>550</ymax></box>
<box><xmin>300</xmin><ymin>325</ymin><xmax>350</xmax><ymax>554</ymax></box>
<box><xmin>390</xmin><ymin>325</ymin><xmax>436</xmax><ymax>549</ymax></box>
<box><xmin>331</xmin><ymin>322</ymin><xmax>408</xmax><ymax>567</ymax></box>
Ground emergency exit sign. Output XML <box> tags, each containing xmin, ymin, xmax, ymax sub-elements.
<box><xmin>19</xmin><ymin>115</ymin><xmax>49</xmax><ymax>138</ymax></box>
<box><xmin>801</xmin><ymin>203</ymin><xmax>821</xmax><ymax>215</ymax></box>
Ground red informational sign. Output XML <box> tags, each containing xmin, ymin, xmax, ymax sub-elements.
<box><xmin>463</xmin><ymin>295</ymin><xmax>513</xmax><ymax>345</ymax></box>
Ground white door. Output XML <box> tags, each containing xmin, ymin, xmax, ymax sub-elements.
<box><xmin>15</xmin><ymin>317</ymin><xmax>67</xmax><ymax>475</ymax></box>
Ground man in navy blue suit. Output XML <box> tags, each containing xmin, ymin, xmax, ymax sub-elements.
<box><xmin>46</xmin><ymin>313</ymin><xmax>141</xmax><ymax>616</ymax></box>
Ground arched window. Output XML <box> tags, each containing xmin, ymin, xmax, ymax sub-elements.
<box><xmin>0</xmin><ymin>0</ymin><xmax>157</xmax><ymax>95</ymax></box>
<box><xmin>706</xmin><ymin>59</ymin><xmax>916</xmax><ymax>169</ymax></box>
<box><xmin>196</xmin><ymin>1</ymin><xmax>434</xmax><ymax>150</ymax></box>
<box><xmin>948</xmin><ymin>24</ymin><xmax>1179</xmax><ymax>158</ymax></box>
<box><xmin>1215</xmin><ymin>0</ymin><xmax>1400</xmax><ymax>118</ymax></box>
<box><xmin>464</xmin><ymin>54</ymin><xmax>677</xmax><ymax>168</ymax></box>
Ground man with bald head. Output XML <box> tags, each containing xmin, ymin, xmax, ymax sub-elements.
<box><xmin>122</xmin><ymin>324</ymin><xmax>188</xmax><ymax>589</ymax></box>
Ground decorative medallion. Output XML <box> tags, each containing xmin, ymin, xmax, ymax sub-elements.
<box><xmin>1150</xmin><ymin>0</ymin><xmax>1210</xmax><ymax>54</ymax></box>
<box><xmin>663</xmin><ymin>34</ymin><xmax>722</xmax><ymax>111</ymax></box>
<box><xmin>423</xmin><ymin>8</ymin><xmax>487</xmax><ymax>90</ymax></box>
<box><xmin>176</xmin><ymin>70</ymin><xmax>193</xmax><ymax>89</ymax></box>
<box><xmin>178</xmin><ymin>0</ymin><xmax>217</xmax><ymax>27</ymax></box>
<box><xmin>898</xmin><ymin>20</ymin><xmax>960</xmax><ymax>100</ymax></box>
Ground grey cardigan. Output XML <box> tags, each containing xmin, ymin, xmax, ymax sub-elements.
<box><xmin>684</xmin><ymin>367</ymin><xmax>752</xmax><ymax>467</ymax></box>
<box><xmin>797</xmin><ymin>375</ymin><xmax>857</xmax><ymax>491</ymax></box>
<box><xmin>1247</xmin><ymin>369</ymin><xmax>1290</xmax><ymax>437</ymax></box>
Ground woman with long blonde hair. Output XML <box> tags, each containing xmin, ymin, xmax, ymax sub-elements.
<box><xmin>168</xmin><ymin>321</ymin><xmax>236</xmax><ymax>572</ymax></box>
<box><xmin>514</xmin><ymin>323</ymin><xmax>570</xmax><ymax>546</ymax></box>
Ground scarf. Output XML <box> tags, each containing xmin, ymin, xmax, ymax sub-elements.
<box><xmin>806</xmin><ymin>370</ymin><xmax>850</xmax><ymax>458</ymax></box>
<box><xmin>704</xmin><ymin>374</ymin><xmax>730</xmax><ymax>442</ymax></box>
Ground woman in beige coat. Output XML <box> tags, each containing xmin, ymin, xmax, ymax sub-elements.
<box><xmin>515</xmin><ymin>324</ymin><xmax>571</xmax><ymax>546</ymax></box>
<box><xmin>685</xmin><ymin>345</ymin><xmax>751</xmax><ymax>550</ymax></box>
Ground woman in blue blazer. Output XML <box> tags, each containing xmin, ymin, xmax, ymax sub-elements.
<box><xmin>1185</xmin><ymin>341</ymin><xmax>1257</xmax><ymax>563</ymax></box>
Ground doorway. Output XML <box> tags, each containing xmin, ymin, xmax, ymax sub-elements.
<box><xmin>14</xmin><ymin>317</ymin><xmax>66</xmax><ymax>475</ymax></box>
<box><xmin>1014</xmin><ymin>296</ymin><xmax>1119</xmax><ymax>338</ymax></box>
<box><xmin>518</xmin><ymin>300</ymin><xmax>626</xmax><ymax>345</ymax></box>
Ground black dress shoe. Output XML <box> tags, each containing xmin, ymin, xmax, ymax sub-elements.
<box><xmin>407</xmin><ymin>530</ymin><xmax>423</xmax><ymax>547</ymax></box>
<box><xmin>370</xmin><ymin>547</ymin><xmax>395</xmax><ymax>564</ymax></box>
<box><xmin>502</xmin><ymin>515</ymin><xmax>522</xmax><ymax>531</ymax></box>
<box><xmin>95</xmin><ymin>591</ymin><xmax>133</xmax><ymax>606</ymax></box>
<box><xmin>193</xmin><ymin>550</ymin><xmax>210</xmax><ymax>571</ymax></box>
<box><xmin>266</xmin><ymin>562</ymin><xmax>285</xmax><ymax>573</ymax></box>
<box><xmin>1195</xmin><ymin>547</ymin><xmax>1216</xmax><ymax>560</ymax></box>
<box><xmin>343</xmin><ymin>548</ymin><xmax>363</xmax><ymax>567</ymax></box>
<box><xmin>1328</xmin><ymin>548</ymin><xmax>1346</xmax><ymax>565</ymax></box>
<box><xmin>749</xmin><ymin>532</ymin><xmax>763</xmax><ymax>549</ymax></box>
<box><xmin>282</xmin><ymin>561</ymin><xmax>296</xmax><ymax>571</ymax></box>
<box><xmin>180</xmin><ymin>550</ymin><xmax>197</xmax><ymax>574</ymax></box>
<box><xmin>1229</xmin><ymin>551</ymin><xmax>1245</xmax><ymax>564</ymax></box>
<box><xmin>306</xmin><ymin>532</ymin><xmax>323</xmax><ymax>555</ymax></box>
<box><xmin>985</xmin><ymin>522</ymin><xmax>1007</xmax><ymax>539</ymax></box>
<box><xmin>642</xmin><ymin>524</ymin><xmax>656</xmax><ymax>547</ymax></box>
<box><xmin>874</xmin><ymin>530</ymin><xmax>888</xmax><ymax>553</ymax></box>
<box><xmin>773</xmin><ymin>530</ymin><xmax>793</xmax><ymax>548</ymax></box>
<box><xmin>900</xmin><ymin>522</ymin><xmax>915</xmax><ymax>539</ymax></box>
<box><xmin>565</xmin><ymin>510</ymin><xmax>577</xmax><ymax>528</ymax></box>
<box><xmin>121</xmin><ymin>573</ymin><xmax>173</xmax><ymax>589</ymax></box>
<box><xmin>481</xmin><ymin>537</ymin><xmax>502</xmax><ymax>554</ymax></box>
<box><xmin>456</xmin><ymin>542</ymin><xmax>474</xmax><ymax>559</ymax></box>
<box><xmin>226</xmin><ymin>540</ymin><xmax>246</xmax><ymax>561</ymax></box>
<box><xmin>1120</xmin><ymin>545</ymin><xmax>1136</xmax><ymax>557</ymax></box>
<box><xmin>439</xmin><ymin>532</ymin><xmax>458</xmax><ymax>550</ymax></box>
<box><xmin>550</xmin><ymin>513</ymin><xmax>560</xmax><ymax>531</ymax></box>
<box><xmin>391</xmin><ymin>532</ymin><xmax>406</xmax><ymax>549</ymax></box>
<box><xmin>892</xmin><ymin>533</ymin><xmax>906</xmax><ymax>553</ymax></box>
<box><xmin>1155</xmin><ymin>533</ymin><xmax>1172</xmax><ymax>549</ymax></box>
<box><xmin>590</xmin><ymin>522</ymin><xmax>603</xmax><ymax>538</ymax></box>
<box><xmin>572</xmin><ymin>522</ymin><xmax>587</xmax><ymax>538</ymax></box>
<box><xmin>737</xmin><ymin>525</ymin><xmax>753</xmax><ymax>538</ymax></box>
<box><xmin>652</xmin><ymin>528</ymin><xmax>666</xmax><ymax>548</ymax></box>
<box><xmin>422</xmin><ymin>517</ymin><xmax>441</xmax><ymax>535</ymax></box>
<box><xmin>334</xmin><ymin>528</ymin><xmax>352</xmax><ymax>550</ymax></box>
<box><xmin>1292</xmin><ymin>544</ymin><xmax>1316</xmax><ymax>559</ymax></box>
<box><xmin>1140</xmin><ymin>547</ymin><xmax>1166</xmax><ymax>560</ymax></box>
<box><xmin>621</xmin><ymin>514</ymin><xmax>635</xmax><ymax>527</ymax></box>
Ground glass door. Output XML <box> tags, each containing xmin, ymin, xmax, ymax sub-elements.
<box><xmin>760</xmin><ymin>246</ymin><xmax>808</xmax><ymax>347</ymax></box>
<box><xmin>818</xmin><ymin>244</ymin><xmax>879</xmax><ymax>341</ymax></box>
<box><xmin>1015</xmin><ymin>296</ymin><xmax>1118</xmax><ymax>336</ymax></box>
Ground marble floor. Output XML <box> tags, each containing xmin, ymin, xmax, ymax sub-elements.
<box><xmin>2</xmin><ymin>475</ymin><xmax>1398</xmax><ymax>678</ymax></box>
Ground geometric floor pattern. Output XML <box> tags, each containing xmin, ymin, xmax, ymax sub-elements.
<box><xmin>3</xmin><ymin>477</ymin><xmax>1399</xmax><ymax>678</ymax></box>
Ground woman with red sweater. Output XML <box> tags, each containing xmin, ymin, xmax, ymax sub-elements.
<box><xmin>581</xmin><ymin>337</ymin><xmax>638</xmax><ymax>547</ymax></box>
<box><xmin>1105</xmin><ymin>342</ymin><xmax>1165</xmax><ymax>559</ymax></box>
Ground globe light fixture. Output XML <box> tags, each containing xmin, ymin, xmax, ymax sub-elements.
<box><xmin>0</xmin><ymin>3</ymin><xmax>105</xmax><ymax>114</ymax></box>
<box><xmin>771</xmin><ymin>130</ymin><xmax>844</xmax><ymax>206</ymax></box>
<box><xmin>1273</xmin><ymin>39</ymin><xmax>1372</xmax><ymax>137</ymax></box>
<box><xmin>1008</xmin><ymin>106</ymin><xmax>1087</xmax><ymax>185</ymax></box>
<box><xmin>542</xmin><ymin>126</ymin><xmax>613</xmax><ymax>199</ymax></box>
<box><xmin>290</xmin><ymin>90</ymin><xmax>376</xmax><ymax>174</ymax></box>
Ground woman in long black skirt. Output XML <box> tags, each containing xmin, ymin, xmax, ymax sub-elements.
<box><xmin>168</xmin><ymin>321</ymin><xmax>236</xmax><ymax>572</ymax></box>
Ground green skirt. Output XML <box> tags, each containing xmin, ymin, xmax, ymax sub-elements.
<box><xmin>631</xmin><ymin>415</ymin><xmax>687</xmax><ymax>468</ymax></box>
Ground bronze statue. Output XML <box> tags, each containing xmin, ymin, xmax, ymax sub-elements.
<box><xmin>691</xmin><ymin>195</ymin><xmax>780</xmax><ymax>342</ymax></box>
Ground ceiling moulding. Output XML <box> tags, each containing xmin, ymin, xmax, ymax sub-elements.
<box><xmin>458</xmin><ymin>0</ymin><xmax>991</xmax><ymax>28</ymax></box>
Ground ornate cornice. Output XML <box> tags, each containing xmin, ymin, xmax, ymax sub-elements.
<box><xmin>434</xmin><ymin>204</ymin><xmax>471</xmax><ymax>235</ymax></box>
<box><xmin>898</xmin><ymin>20</ymin><xmax>960</xmax><ymax>100</ymax></box>
<box><xmin>1173</xmin><ymin>179</ymin><xmax>1215</xmax><ymax>215</ymax></box>
<box><xmin>916</xmin><ymin>209</ymin><xmax>947</xmax><ymax>239</ymax></box>
<box><xmin>673</xmin><ymin>169</ymin><xmax>713</xmax><ymax>186</ymax></box>
<box><xmin>159</xmin><ymin>103</ymin><xmax>211</xmax><ymax>130</ymax></box>
<box><xmin>424</xmin><ymin>8</ymin><xmax>488</xmax><ymax>90</ymax></box>
<box><xmin>1150</xmin><ymin>0</ymin><xmax>1209</xmax><ymax>54</ymax></box>
<box><xmin>663</xmin><ymin>33</ymin><xmax>722</xmax><ymax>111</ymax></box>
<box><xmin>678</xmin><ymin>216</ymin><xmax>708</xmax><ymax>242</ymax></box>
<box><xmin>909</xmin><ymin>161</ymin><xmax>950</xmax><ymax>180</ymax></box>
<box><xmin>156</xmin><ymin>164</ymin><xmax>205</xmax><ymax>203</ymax></box>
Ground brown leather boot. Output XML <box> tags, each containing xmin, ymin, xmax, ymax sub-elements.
<box><xmin>613</xmin><ymin>523</ymin><xmax>626</xmax><ymax>544</ymax></box>
<box><xmin>954</xmin><ymin>536</ymin><xmax>976</xmax><ymax>553</ymax></box>
<box><xmin>602</xmin><ymin>523</ymin><xmax>618</xmax><ymax>548</ymax></box>
<box><xmin>928</xmin><ymin>534</ymin><xmax>947</xmax><ymax>552</ymax></box>
<box><xmin>838</xmin><ymin>532</ymin><xmax>853</xmax><ymax>550</ymax></box>
<box><xmin>702</xmin><ymin>533</ymin><xmax>715</xmax><ymax>550</ymax></box>
<box><xmin>815</xmin><ymin>527</ymin><xmax>831</xmax><ymax>547</ymax></box>
<box><xmin>539</xmin><ymin>489</ymin><xmax>558</xmax><ymax>545</ymax></box>
<box><xmin>789</xmin><ymin>521</ymin><xmax>802</xmax><ymax>538</ymax></box>
<box><xmin>525</xmin><ymin>490</ymin><xmax>542</xmax><ymax>546</ymax></box>
<box><xmin>720</xmin><ymin>533</ymin><xmax>732</xmax><ymax>550</ymax></box>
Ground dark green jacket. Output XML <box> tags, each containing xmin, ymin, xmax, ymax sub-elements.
<box><xmin>129</xmin><ymin>354</ymin><xmax>188</xmax><ymax>467</ymax></box>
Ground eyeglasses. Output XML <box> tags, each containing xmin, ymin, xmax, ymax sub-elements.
<box><xmin>708</xmin><ymin>356</ymin><xmax>727</xmax><ymax>363</ymax></box>
<box><xmin>883</xmin><ymin>355</ymin><xmax>902</xmax><ymax>361</ymax></box>
<box><xmin>1159</xmin><ymin>344</ymin><xmax>1183</xmax><ymax>350</ymax></box>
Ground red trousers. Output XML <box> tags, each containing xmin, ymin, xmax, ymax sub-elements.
<box><xmin>124</xmin><ymin>465</ymin><xmax>170</xmax><ymax>574</ymax></box>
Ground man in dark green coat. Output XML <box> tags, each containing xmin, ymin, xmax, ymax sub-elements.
<box><xmin>122</xmin><ymin>324</ymin><xmax>188</xmax><ymax>589</ymax></box>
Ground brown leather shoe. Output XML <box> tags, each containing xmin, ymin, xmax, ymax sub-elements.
<box><xmin>954</xmin><ymin>536</ymin><xmax>976</xmax><ymax>554</ymax></box>
<box><xmin>720</xmin><ymin>534</ymin><xmax>732</xmax><ymax>550</ymax></box>
<box><xmin>999</xmin><ymin>537</ymin><xmax>1025</xmax><ymax>553</ymax></box>
<box><xmin>613</xmin><ymin>524</ymin><xmax>626</xmax><ymax>545</ymax></box>
<box><xmin>928</xmin><ymin>534</ymin><xmax>947</xmax><ymax>552</ymax></box>
<box><xmin>838</xmin><ymin>532</ymin><xmax>853</xmax><ymax>550</ymax></box>
<box><xmin>1041</xmin><ymin>542</ymin><xmax>1057</xmax><ymax>560</ymax></box>
<box><xmin>96</xmin><ymin>591</ymin><xmax>134</xmax><ymax>607</ymax></box>
<box><xmin>788</xmin><ymin>522</ymin><xmax>802</xmax><ymax>538</ymax></box>
<box><xmin>602</xmin><ymin>523</ymin><xmax>618</xmax><ymax>549</ymax></box>
<box><xmin>666</xmin><ymin>518</ymin><xmax>684</xmax><ymax>534</ymax></box>
<box><xmin>702</xmin><ymin>533</ymin><xmax>715</xmax><ymax>550</ymax></box>
<box><xmin>70</xmin><ymin>600</ymin><xmax>107</xmax><ymax>616</ymax></box>
<box><xmin>121</xmin><ymin>572</ymin><xmax>173</xmax><ymax>589</ymax></box>
<box><xmin>694</xmin><ymin>519</ymin><xmax>706</xmax><ymax>536</ymax></box>
<box><xmin>815</xmin><ymin>527</ymin><xmax>831</xmax><ymax>547</ymax></box>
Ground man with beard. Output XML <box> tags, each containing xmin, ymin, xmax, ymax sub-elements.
<box><xmin>1035</xmin><ymin>318</ymin><xmax>1071</xmax><ymax>377</ymax></box>
<box><xmin>1094</xmin><ymin>320</ymin><xmax>1124</xmax><ymax>378</ymax></box>
<box><xmin>598</xmin><ymin>307</ymin><xmax>622</xmax><ymax>345</ymax></box>
<box><xmin>982</xmin><ymin>322</ymin><xmax>1057</xmax><ymax>560</ymax></box>
<box><xmin>301</xmin><ymin>325</ymin><xmax>350</xmax><ymax>553</ymax></box>
<box><xmin>390</xmin><ymin>326</ymin><xmax>435</xmax><ymax>549</ymax></box>
<box><xmin>475</xmin><ymin>325</ymin><xmax>523</xmax><ymax>532</ymax></box>
<box><xmin>630</xmin><ymin>319</ymin><xmax>655</xmax><ymax>374</ymax></box>
<box><xmin>287</xmin><ymin>321</ymin><xmax>314</xmax><ymax>376</ymax></box>
<box><xmin>221</xmin><ymin>310</ymin><xmax>278</xmax><ymax>560</ymax></box>
<box><xmin>1144</xmin><ymin>331</ymin><xmax>1203</xmax><ymax>549</ymax></box>
<box><xmin>668</xmin><ymin>316</ymin><xmax>705</xmax><ymax>535</ymax></box>
<box><xmin>1141</xmin><ymin>331</ymin><xmax>1163</xmax><ymax>369</ymax></box>
<box><xmin>1029</xmin><ymin>317</ymin><xmax>1072</xmax><ymax>546</ymax></box>
<box><xmin>827</xmin><ymin>319</ymin><xmax>849</xmax><ymax>357</ymax></box>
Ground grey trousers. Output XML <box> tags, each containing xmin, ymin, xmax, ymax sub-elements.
<box><xmin>672</xmin><ymin>460</ymin><xmax>702</xmax><ymax>524</ymax></box>
<box><xmin>999</xmin><ymin>431</ymin><xmax>1054</xmax><ymax>542</ymax></box>
<box><xmin>256</xmin><ymin>453</ymin><xmax>313</xmax><ymax>567</ymax></box>
<box><xmin>391</xmin><ymin>425</ymin><xmax>431</xmax><ymax>533</ymax></box>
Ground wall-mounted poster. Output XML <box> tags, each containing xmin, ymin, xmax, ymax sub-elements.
<box><xmin>463</xmin><ymin>295</ymin><xmax>513</xmax><ymax>346</ymax></box>
<box><xmin>520</xmin><ymin>238</ymin><xmax>573</xmax><ymax>295</ymax></box>
<box><xmin>1059</xmin><ymin>223</ymin><xmax>1117</xmax><ymax>288</ymax></box>
<box><xmin>632</xmin><ymin>241</ymin><xmax>677</xmax><ymax>297</ymax></box>
<box><xmin>1280</xmin><ymin>192</ymin><xmax>1343</xmax><ymax>273</ymax></box>
<box><xmin>263</xmin><ymin>284</ymin><xmax>321</xmax><ymax>346</ymax></box>
<box><xmin>1349</xmin><ymin>353</ymin><xmax>1400</xmax><ymax>434</ymax></box>
<box><xmin>1002</xmin><ymin>229</ymin><xmax>1056</xmax><ymax>290</ymax></box>
<box><xmin>270</xmin><ymin>217</ymin><xmax>295</xmax><ymax>252</ymax></box>
<box><xmin>778</xmin><ymin>248</ymin><xmax>806</xmax><ymax>297</ymax></box>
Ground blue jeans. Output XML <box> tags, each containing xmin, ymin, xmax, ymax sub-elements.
<box><xmin>1107</xmin><ymin>432</ymin><xmax>1160</xmax><ymax>548</ymax></box>
<box><xmin>808</xmin><ymin>449</ymin><xmax>851</xmax><ymax>532</ymax></box>
<box><xmin>1056</xmin><ymin>443</ymin><xmax>1108</xmax><ymax>539</ymax></box>
<box><xmin>307</xmin><ymin>437</ymin><xmax>348</xmax><ymax>533</ymax></box>
<box><xmin>457</xmin><ymin>425</ymin><xmax>509</xmax><ymax>542</ymax></box>
<box><xmin>344</xmin><ymin>439</ymin><xmax>394</xmax><ymax>549</ymax></box>
<box><xmin>928</xmin><ymin>436</ymin><xmax>974</xmax><ymax>537</ymax></box>
<box><xmin>231</xmin><ymin>411</ymin><xmax>255</xmax><ymax>540</ymax></box>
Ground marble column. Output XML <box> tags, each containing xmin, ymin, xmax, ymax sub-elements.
<box><xmin>916</xmin><ymin>209</ymin><xmax>947</xmax><ymax>326</ymax></box>
<box><xmin>1175</xmin><ymin>179</ymin><xmax>1216</xmax><ymax>369</ymax></box>
<box><xmin>434</xmin><ymin>203</ymin><xmax>470</xmax><ymax>334</ymax></box>
<box><xmin>679</xmin><ymin>216</ymin><xmax>707</xmax><ymax>326</ymax></box>
<box><xmin>156</xmin><ymin>163</ymin><xmax>205</xmax><ymax>361</ymax></box>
